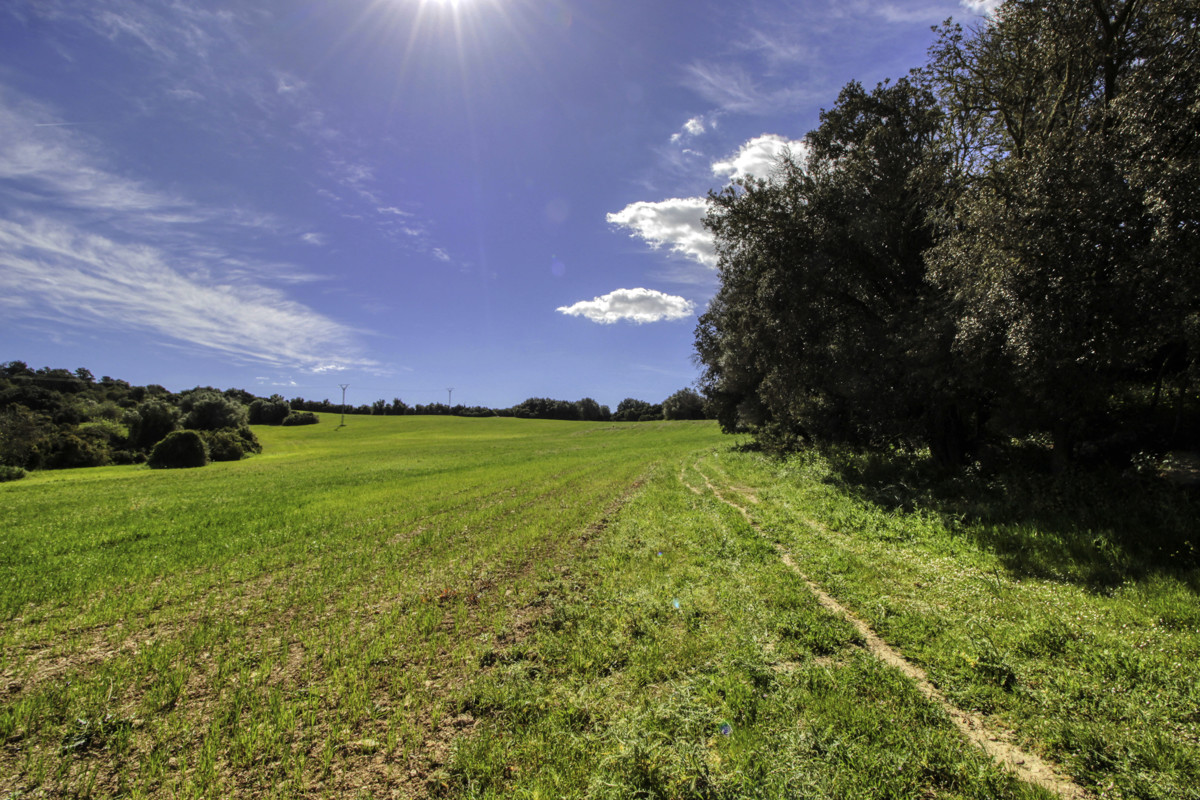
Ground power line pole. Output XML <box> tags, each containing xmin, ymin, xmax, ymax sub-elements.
<box><xmin>339</xmin><ymin>383</ymin><xmax>350</xmax><ymax>427</ymax></box>
<box><xmin>447</xmin><ymin>387</ymin><xmax>454</xmax><ymax>407</ymax></box>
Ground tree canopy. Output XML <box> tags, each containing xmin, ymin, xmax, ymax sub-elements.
<box><xmin>696</xmin><ymin>0</ymin><xmax>1200</xmax><ymax>467</ymax></box>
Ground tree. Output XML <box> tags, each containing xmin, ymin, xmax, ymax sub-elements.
<box><xmin>248</xmin><ymin>395</ymin><xmax>290</xmax><ymax>425</ymax></box>
<box><xmin>127</xmin><ymin>400</ymin><xmax>180</xmax><ymax>451</ymax></box>
<box><xmin>613</xmin><ymin>398</ymin><xmax>655</xmax><ymax>422</ymax></box>
<box><xmin>180</xmin><ymin>390</ymin><xmax>248</xmax><ymax>431</ymax></box>
<box><xmin>923</xmin><ymin>0</ymin><xmax>1197</xmax><ymax>464</ymax></box>
<box><xmin>0</xmin><ymin>405</ymin><xmax>51</xmax><ymax>469</ymax></box>
<box><xmin>574</xmin><ymin>397</ymin><xmax>608</xmax><ymax>422</ymax></box>
<box><xmin>697</xmin><ymin>77</ymin><xmax>968</xmax><ymax>459</ymax></box>
<box><xmin>662</xmin><ymin>389</ymin><xmax>706</xmax><ymax>420</ymax></box>
<box><xmin>147</xmin><ymin>430</ymin><xmax>209</xmax><ymax>469</ymax></box>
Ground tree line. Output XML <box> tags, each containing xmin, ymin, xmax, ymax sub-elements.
<box><xmin>287</xmin><ymin>388</ymin><xmax>708</xmax><ymax>422</ymax></box>
<box><xmin>696</xmin><ymin>0</ymin><xmax>1198</xmax><ymax>470</ymax></box>
<box><xmin>0</xmin><ymin>362</ymin><xmax>317</xmax><ymax>477</ymax></box>
<box><xmin>0</xmin><ymin>361</ymin><xmax>709</xmax><ymax>477</ymax></box>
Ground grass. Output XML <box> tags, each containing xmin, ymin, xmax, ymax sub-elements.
<box><xmin>710</xmin><ymin>446</ymin><xmax>1200</xmax><ymax>800</ymax></box>
<box><xmin>0</xmin><ymin>416</ymin><xmax>721</xmax><ymax>797</ymax></box>
<box><xmin>1</xmin><ymin>416</ymin><xmax>1196</xmax><ymax>798</ymax></box>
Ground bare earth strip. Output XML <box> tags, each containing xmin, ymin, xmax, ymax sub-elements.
<box><xmin>687</xmin><ymin>460</ymin><xmax>1092</xmax><ymax>800</ymax></box>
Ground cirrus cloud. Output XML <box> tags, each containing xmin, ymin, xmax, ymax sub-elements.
<box><xmin>557</xmin><ymin>288</ymin><xmax>695</xmax><ymax>324</ymax></box>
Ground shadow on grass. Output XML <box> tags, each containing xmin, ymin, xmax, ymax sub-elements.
<box><xmin>820</xmin><ymin>444</ymin><xmax>1200</xmax><ymax>594</ymax></box>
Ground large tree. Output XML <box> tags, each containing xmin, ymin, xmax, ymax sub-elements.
<box><xmin>697</xmin><ymin>78</ymin><xmax>974</xmax><ymax>461</ymax></box>
<box><xmin>924</xmin><ymin>0</ymin><xmax>1199</xmax><ymax>463</ymax></box>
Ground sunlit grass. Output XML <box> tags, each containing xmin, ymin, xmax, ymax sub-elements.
<box><xmin>711</xmin><ymin>447</ymin><xmax>1200</xmax><ymax>800</ymax></box>
<box><xmin>2</xmin><ymin>419</ymin><xmax>1195</xmax><ymax>798</ymax></box>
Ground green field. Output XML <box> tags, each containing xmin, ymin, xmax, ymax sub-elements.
<box><xmin>1</xmin><ymin>417</ymin><xmax>1197</xmax><ymax>799</ymax></box>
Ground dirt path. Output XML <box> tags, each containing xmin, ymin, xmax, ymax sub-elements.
<box><xmin>686</xmin><ymin>460</ymin><xmax>1092</xmax><ymax>800</ymax></box>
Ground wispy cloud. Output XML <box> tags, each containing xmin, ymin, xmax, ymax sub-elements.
<box><xmin>872</xmin><ymin>3</ymin><xmax>957</xmax><ymax>24</ymax></box>
<box><xmin>557</xmin><ymin>289</ymin><xmax>695</xmax><ymax>325</ymax></box>
<box><xmin>9</xmin><ymin>0</ymin><xmax>456</xmax><ymax>267</ymax></box>
<box><xmin>683</xmin><ymin>62</ymin><xmax>819</xmax><ymax>116</ymax></box>
<box><xmin>0</xmin><ymin>217</ymin><xmax>370</xmax><ymax>371</ymax></box>
<box><xmin>0</xmin><ymin>89</ymin><xmax>194</xmax><ymax>221</ymax></box>
<box><xmin>0</xmin><ymin>85</ymin><xmax>367</xmax><ymax>372</ymax></box>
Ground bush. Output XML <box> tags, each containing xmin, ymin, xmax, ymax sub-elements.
<box><xmin>127</xmin><ymin>400</ymin><xmax>180</xmax><ymax>451</ymax></box>
<box><xmin>248</xmin><ymin>395</ymin><xmax>290</xmax><ymax>425</ymax></box>
<box><xmin>46</xmin><ymin>431</ymin><xmax>110</xmax><ymax>469</ymax></box>
<box><xmin>147</xmin><ymin>430</ymin><xmax>209</xmax><ymax>469</ymax></box>
<box><xmin>181</xmin><ymin>391</ymin><xmax>248</xmax><ymax>431</ymax></box>
<box><xmin>201</xmin><ymin>426</ymin><xmax>262</xmax><ymax>461</ymax></box>
<box><xmin>282</xmin><ymin>411</ymin><xmax>319</xmax><ymax>426</ymax></box>
<box><xmin>0</xmin><ymin>465</ymin><xmax>26</xmax><ymax>482</ymax></box>
<box><xmin>202</xmin><ymin>429</ymin><xmax>244</xmax><ymax>462</ymax></box>
<box><xmin>235</xmin><ymin>425</ymin><xmax>263</xmax><ymax>454</ymax></box>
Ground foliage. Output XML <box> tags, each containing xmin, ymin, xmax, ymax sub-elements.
<box><xmin>201</xmin><ymin>427</ymin><xmax>261</xmax><ymax>461</ymax></box>
<box><xmin>281</xmin><ymin>411</ymin><xmax>319</xmax><ymax>426</ymax></box>
<box><xmin>695</xmin><ymin>0</ymin><xmax>1200</xmax><ymax>467</ymax></box>
<box><xmin>180</xmin><ymin>390</ymin><xmax>249</xmax><ymax>431</ymax></box>
<box><xmin>247</xmin><ymin>394</ymin><xmax>290</xmax><ymax>425</ymax></box>
<box><xmin>126</xmin><ymin>400</ymin><xmax>180</xmax><ymax>451</ymax></box>
<box><xmin>147</xmin><ymin>430</ymin><xmax>210</xmax><ymax>469</ymax></box>
<box><xmin>612</xmin><ymin>398</ymin><xmax>661</xmax><ymax>422</ymax></box>
<box><xmin>661</xmin><ymin>388</ymin><xmax>707</xmax><ymax>420</ymax></box>
<box><xmin>0</xmin><ymin>464</ymin><xmax>26</xmax><ymax>482</ymax></box>
<box><xmin>698</xmin><ymin>78</ymin><xmax>963</xmax><ymax>460</ymax></box>
<box><xmin>45</xmin><ymin>429</ymin><xmax>110</xmax><ymax>469</ymax></box>
<box><xmin>0</xmin><ymin>405</ymin><xmax>51</xmax><ymax>469</ymax></box>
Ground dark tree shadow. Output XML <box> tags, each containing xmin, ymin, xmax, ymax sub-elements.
<box><xmin>819</xmin><ymin>444</ymin><xmax>1200</xmax><ymax>594</ymax></box>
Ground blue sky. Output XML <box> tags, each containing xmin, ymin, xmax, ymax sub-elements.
<box><xmin>1</xmin><ymin>0</ymin><xmax>993</xmax><ymax>410</ymax></box>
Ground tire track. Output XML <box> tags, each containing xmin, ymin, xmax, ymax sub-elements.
<box><xmin>685</xmin><ymin>457</ymin><xmax>1091</xmax><ymax>800</ymax></box>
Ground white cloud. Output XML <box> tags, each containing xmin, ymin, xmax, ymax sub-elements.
<box><xmin>669</xmin><ymin>115</ymin><xmax>708</xmax><ymax>144</ymax></box>
<box><xmin>606</xmin><ymin>197</ymin><xmax>715</xmax><ymax>267</ymax></box>
<box><xmin>0</xmin><ymin>217</ymin><xmax>370</xmax><ymax>372</ymax></box>
<box><xmin>557</xmin><ymin>288</ymin><xmax>695</xmax><ymax>325</ymax></box>
<box><xmin>960</xmin><ymin>0</ymin><xmax>1001</xmax><ymax>15</ymax></box>
<box><xmin>0</xmin><ymin>85</ymin><xmax>367</xmax><ymax>372</ymax></box>
<box><xmin>301</xmin><ymin>232</ymin><xmax>326</xmax><ymax>245</ymax></box>
<box><xmin>712</xmin><ymin>134</ymin><xmax>807</xmax><ymax>182</ymax></box>
<box><xmin>0</xmin><ymin>89</ymin><xmax>195</xmax><ymax>220</ymax></box>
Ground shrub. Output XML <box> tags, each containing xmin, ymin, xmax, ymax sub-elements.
<box><xmin>201</xmin><ymin>426</ymin><xmax>262</xmax><ymax>461</ymax></box>
<box><xmin>181</xmin><ymin>391</ymin><xmax>248</xmax><ymax>431</ymax></box>
<box><xmin>0</xmin><ymin>465</ymin><xmax>26</xmax><ymax>482</ymax></box>
<box><xmin>202</xmin><ymin>429</ymin><xmax>245</xmax><ymax>462</ymax></box>
<box><xmin>282</xmin><ymin>411</ymin><xmax>319</xmax><ymax>426</ymax></box>
<box><xmin>235</xmin><ymin>425</ymin><xmax>263</xmax><ymax>454</ymax></box>
<box><xmin>46</xmin><ymin>431</ymin><xmax>110</xmax><ymax>469</ymax></box>
<box><xmin>148</xmin><ymin>430</ymin><xmax>209</xmax><ymax>469</ymax></box>
<box><xmin>248</xmin><ymin>395</ymin><xmax>290</xmax><ymax>425</ymax></box>
<box><xmin>127</xmin><ymin>400</ymin><xmax>180</xmax><ymax>451</ymax></box>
